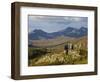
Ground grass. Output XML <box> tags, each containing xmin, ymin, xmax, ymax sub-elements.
<box><xmin>28</xmin><ymin>47</ymin><xmax>88</xmax><ymax>66</ymax></box>
<box><xmin>28</xmin><ymin>36</ymin><xmax>88</xmax><ymax>66</ymax></box>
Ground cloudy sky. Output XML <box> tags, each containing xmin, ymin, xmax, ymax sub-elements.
<box><xmin>28</xmin><ymin>15</ymin><xmax>88</xmax><ymax>33</ymax></box>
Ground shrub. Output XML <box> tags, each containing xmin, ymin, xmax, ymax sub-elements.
<box><xmin>28</xmin><ymin>48</ymin><xmax>48</xmax><ymax>59</ymax></box>
<box><xmin>79</xmin><ymin>49</ymin><xmax>87</xmax><ymax>61</ymax></box>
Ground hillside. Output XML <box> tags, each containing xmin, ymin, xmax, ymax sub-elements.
<box><xmin>28</xmin><ymin>36</ymin><xmax>88</xmax><ymax>66</ymax></box>
<box><xmin>31</xmin><ymin>36</ymin><xmax>75</xmax><ymax>47</ymax></box>
<box><xmin>30</xmin><ymin>36</ymin><xmax>87</xmax><ymax>48</ymax></box>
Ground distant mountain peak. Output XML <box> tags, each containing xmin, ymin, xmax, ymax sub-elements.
<box><xmin>79</xmin><ymin>27</ymin><xmax>87</xmax><ymax>31</ymax></box>
<box><xmin>33</xmin><ymin>29</ymin><xmax>45</xmax><ymax>32</ymax></box>
<box><xmin>66</xmin><ymin>27</ymin><xmax>75</xmax><ymax>29</ymax></box>
<box><xmin>80</xmin><ymin>27</ymin><xmax>87</xmax><ymax>29</ymax></box>
<box><xmin>66</xmin><ymin>27</ymin><xmax>77</xmax><ymax>31</ymax></box>
<box><xmin>29</xmin><ymin>27</ymin><xmax>87</xmax><ymax>40</ymax></box>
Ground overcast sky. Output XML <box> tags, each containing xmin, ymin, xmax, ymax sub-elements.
<box><xmin>28</xmin><ymin>15</ymin><xmax>88</xmax><ymax>33</ymax></box>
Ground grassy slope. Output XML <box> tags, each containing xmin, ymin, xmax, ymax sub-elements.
<box><xmin>31</xmin><ymin>36</ymin><xmax>75</xmax><ymax>47</ymax></box>
<box><xmin>28</xmin><ymin>36</ymin><xmax>88</xmax><ymax>66</ymax></box>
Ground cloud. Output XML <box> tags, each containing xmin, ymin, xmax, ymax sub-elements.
<box><xmin>71</xmin><ymin>17</ymin><xmax>81</xmax><ymax>21</ymax></box>
<box><xmin>64</xmin><ymin>16</ymin><xmax>87</xmax><ymax>22</ymax></box>
<box><xmin>28</xmin><ymin>15</ymin><xmax>88</xmax><ymax>33</ymax></box>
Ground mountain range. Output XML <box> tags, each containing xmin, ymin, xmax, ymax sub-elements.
<box><xmin>28</xmin><ymin>27</ymin><xmax>87</xmax><ymax>40</ymax></box>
